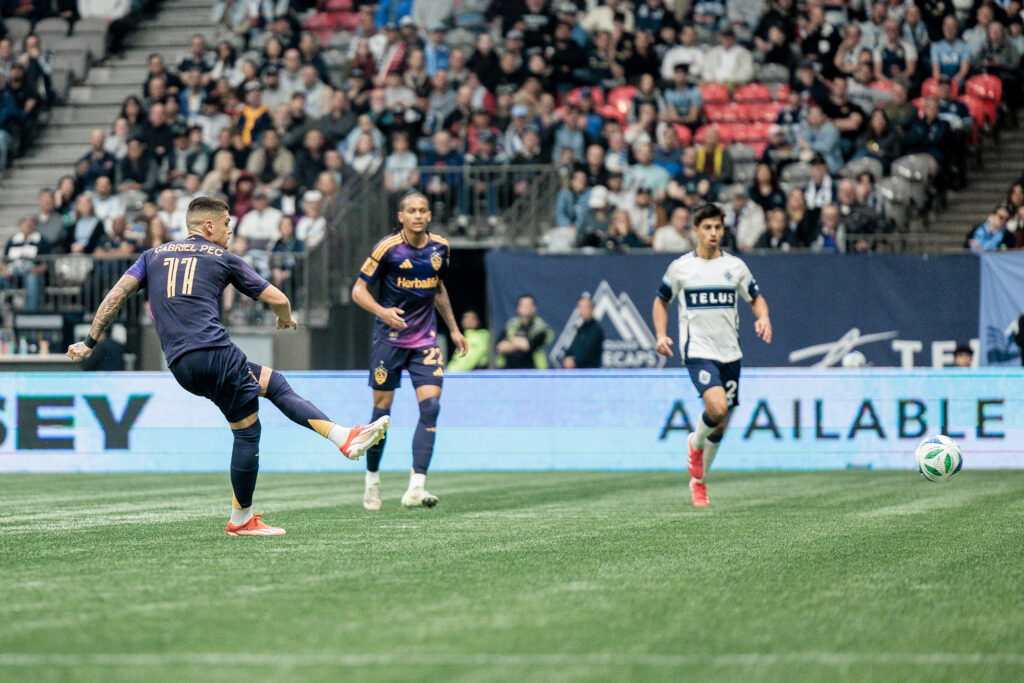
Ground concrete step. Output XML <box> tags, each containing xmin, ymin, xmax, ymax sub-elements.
<box><xmin>136</xmin><ymin>13</ymin><xmax>217</xmax><ymax>29</ymax></box>
<box><xmin>68</xmin><ymin>84</ymin><xmax>142</xmax><ymax>106</ymax></box>
<box><xmin>105</xmin><ymin>50</ymin><xmax>180</xmax><ymax>69</ymax></box>
<box><xmin>51</xmin><ymin>106</ymin><xmax>121</xmax><ymax>125</ymax></box>
<box><xmin>87</xmin><ymin>65</ymin><xmax>149</xmax><ymax>86</ymax></box>
<box><xmin>36</xmin><ymin>123</ymin><xmax>103</xmax><ymax>142</ymax></box>
<box><xmin>13</xmin><ymin>147</ymin><xmax>84</xmax><ymax>166</ymax></box>
<box><xmin>127</xmin><ymin>27</ymin><xmax>218</xmax><ymax>50</ymax></box>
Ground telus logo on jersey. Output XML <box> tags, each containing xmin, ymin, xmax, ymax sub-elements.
<box><xmin>684</xmin><ymin>287</ymin><xmax>736</xmax><ymax>308</ymax></box>
<box><xmin>549</xmin><ymin>281</ymin><xmax>666</xmax><ymax>368</ymax></box>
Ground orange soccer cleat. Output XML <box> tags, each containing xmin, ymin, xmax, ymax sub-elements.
<box><xmin>340</xmin><ymin>415</ymin><xmax>390</xmax><ymax>460</ymax></box>
<box><xmin>690</xmin><ymin>479</ymin><xmax>709</xmax><ymax>507</ymax></box>
<box><xmin>687</xmin><ymin>432</ymin><xmax>704</xmax><ymax>480</ymax></box>
<box><xmin>225</xmin><ymin>513</ymin><xmax>286</xmax><ymax>536</ymax></box>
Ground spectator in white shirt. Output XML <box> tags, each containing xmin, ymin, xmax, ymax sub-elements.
<box><xmin>700</xmin><ymin>27</ymin><xmax>754</xmax><ymax>88</ymax></box>
<box><xmin>91</xmin><ymin>175</ymin><xmax>125</xmax><ymax>233</ymax></box>
<box><xmin>295</xmin><ymin>190</ymin><xmax>326</xmax><ymax>249</ymax></box>
<box><xmin>724</xmin><ymin>189</ymin><xmax>766</xmax><ymax>251</ymax></box>
<box><xmin>653</xmin><ymin>206</ymin><xmax>695</xmax><ymax>252</ymax></box>
<box><xmin>237</xmin><ymin>192</ymin><xmax>284</xmax><ymax>247</ymax></box>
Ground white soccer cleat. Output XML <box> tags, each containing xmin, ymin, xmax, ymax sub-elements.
<box><xmin>363</xmin><ymin>482</ymin><xmax>382</xmax><ymax>511</ymax></box>
<box><xmin>401</xmin><ymin>486</ymin><xmax>438</xmax><ymax>508</ymax></box>
<box><xmin>339</xmin><ymin>415</ymin><xmax>390</xmax><ymax>460</ymax></box>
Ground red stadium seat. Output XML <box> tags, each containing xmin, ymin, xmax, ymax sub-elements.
<box><xmin>700</xmin><ymin>82</ymin><xmax>730</xmax><ymax>104</ymax></box>
<box><xmin>869</xmin><ymin>80</ymin><xmax>894</xmax><ymax>92</ymax></box>
<box><xmin>959</xmin><ymin>95</ymin><xmax>986</xmax><ymax>142</ymax></box>
<box><xmin>606</xmin><ymin>85</ymin><xmax>637</xmax><ymax>120</ymax></box>
<box><xmin>705</xmin><ymin>102</ymin><xmax>744</xmax><ymax>122</ymax></box>
<box><xmin>324</xmin><ymin>0</ymin><xmax>353</xmax><ymax>10</ymax></box>
<box><xmin>598</xmin><ymin>103</ymin><xmax>626</xmax><ymax>124</ymax></box>
<box><xmin>921</xmin><ymin>77</ymin><xmax>958</xmax><ymax>98</ymax></box>
<box><xmin>733</xmin><ymin>83</ymin><xmax>772</xmax><ymax>103</ymax></box>
<box><xmin>738</xmin><ymin>122</ymin><xmax>772</xmax><ymax>142</ymax></box>
<box><xmin>566</xmin><ymin>86</ymin><xmax>605</xmax><ymax>107</ymax></box>
<box><xmin>304</xmin><ymin>12</ymin><xmax>338</xmax><ymax>45</ymax></box>
<box><xmin>911</xmin><ymin>97</ymin><xmax>926</xmax><ymax>114</ymax></box>
<box><xmin>672</xmin><ymin>123</ymin><xmax>693</xmax><ymax>146</ymax></box>
<box><xmin>965</xmin><ymin>75</ymin><xmax>1002</xmax><ymax>125</ymax></box>
<box><xmin>740</xmin><ymin>101</ymin><xmax>784</xmax><ymax>123</ymax></box>
<box><xmin>773</xmin><ymin>83</ymin><xmax>790</xmax><ymax>101</ymax></box>
<box><xmin>748</xmin><ymin>141</ymin><xmax>768</xmax><ymax>158</ymax></box>
<box><xmin>337</xmin><ymin>11</ymin><xmax>362</xmax><ymax>31</ymax></box>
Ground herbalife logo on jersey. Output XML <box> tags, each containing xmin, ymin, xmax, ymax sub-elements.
<box><xmin>549</xmin><ymin>281</ymin><xmax>666</xmax><ymax>369</ymax></box>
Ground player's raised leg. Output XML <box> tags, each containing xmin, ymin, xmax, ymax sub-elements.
<box><xmin>401</xmin><ymin>383</ymin><xmax>442</xmax><ymax>508</ymax></box>
<box><xmin>224</xmin><ymin>408</ymin><xmax>285</xmax><ymax>536</ymax></box>
<box><xmin>249</xmin><ymin>362</ymin><xmax>389</xmax><ymax>460</ymax></box>
<box><xmin>363</xmin><ymin>389</ymin><xmax>394</xmax><ymax>510</ymax></box>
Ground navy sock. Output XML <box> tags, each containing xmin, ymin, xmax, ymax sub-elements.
<box><xmin>263</xmin><ymin>369</ymin><xmax>333</xmax><ymax>436</ymax></box>
<box><xmin>707</xmin><ymin>432</ymin><xmax>723</xmax><ymax>443</ymax></box>
<box><xmin>412</xmin><ymin>397</ymin><xmax>440</xmax><ymax>475</ymax></box>
<box><xmin>230</xmin><ymin>420</ymin><xmax>261</xmax><ymax>509</ymax></box>
<box><xmin>701</xmin><ymin>412</ymin><xmax>719</xmax><ymax>429</ymax></box>
<box><xmin>365</xmin><ymin>406</ymin><xmax>390</xmax><ymax>473</ymax></box>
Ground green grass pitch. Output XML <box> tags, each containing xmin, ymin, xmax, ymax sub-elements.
<box><xmin>1</xmin><ymin>471</ymin><xmax>1022</xmax><ymax>682</ymax></box>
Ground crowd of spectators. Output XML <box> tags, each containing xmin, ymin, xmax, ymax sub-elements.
<box><xmin>5</xmin><ymin>0</ymin><xmax>1024</xmax><ymax>306</ymax></box>
<box><xmin>965</xmin><ymin>173</ymin><xmax>1024</xmax><ymax>251</ymax></box>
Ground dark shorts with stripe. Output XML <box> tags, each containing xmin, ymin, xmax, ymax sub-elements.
<box><xmin>368</xmin><ymin>343</ymin><xmax>445</xmax><ymax>391</ymax></box>
<box><xmin>169</xmin><ymin>344</ymin><xmax>261</xmax><ymax>422</ymax></box>
<box><xmin>685</xmin><ymin>357</ymin><xmax>742</xmax><ymax>408</ymax></box>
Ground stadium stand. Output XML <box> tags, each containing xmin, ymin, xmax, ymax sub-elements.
<box><xmin>1</xmin><ymin>0</ymin><xmax>1023</xmax><ymax>328</ymax></box>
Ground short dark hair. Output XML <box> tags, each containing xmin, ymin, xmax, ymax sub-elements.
<box><xmin>398</xmin><ymin>191</ymin><xmax>428</xmax><ymax>212</ymax></box>
<box><xmin>954</xmin><ymin>344</ymin><xmax>973</xmax><ymax>356</ymax></box>
<box><xmin>517</xmin><ymin>294</ymin><xmax>536</xmax><ymax>305</ymax></box>
<box><xmin>693</xmin><ymin>202</ymin><xmax>725</xmax><ymax>226</ymax></box>
<box><xmin>186</xmin><ymin>196</ymin><xmax>230</xmax><ymax>230</ymax></box>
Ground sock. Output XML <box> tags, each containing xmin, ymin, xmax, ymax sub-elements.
<box><xmin>694</xmin><ymin>412</ymin><xmax>718</xmax><ymax>449</ymax></box>
<box><xmin>230</xmin><ymin>502</ymin><xmax>252</xmax><ymax>526</ymax></box>
<box><xmin>695</xmin><ymin>432</ymin><xmax>723</xmax><ymax>483</ymax></box>
<box><xmin>230</xmin><ymin>419</ymin><xmax>261</xmax><ymax>512</ymax></box>
<box><xmin>412</xmin><ymin>397</ymin><xmax>440</xmax><ymax>475</ymax></box>
<box><xmin>365</xmin><ymin>406</ymin><xmax>391</xmax><ymax>473</ymax></box>
<box><xmin>261</xmin><ymin>368</ymin><xmax>338</xmax><ymax>440</ymax></box>
<box><xmin>366</xmin><ymin>470</ymin><xmax>380</xmax><ymax>486</ymax></box>
<box><xmin>409</xmin><ymin>472</ymin><xmax>426</xmax><ymax>489</ymax></box>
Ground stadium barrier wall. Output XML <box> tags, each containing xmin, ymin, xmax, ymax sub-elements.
<box><xmin>0</xmin><ymin>369</ymin><xmax>1020</xmax><ymax>472</ymax></box>
<box><xmin>486</xmin><ymin>251</ymin><xmax>982</xmax><ymax>368</ymax></box>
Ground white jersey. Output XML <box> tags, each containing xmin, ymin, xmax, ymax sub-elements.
<box><xmin>657</xmin><ymin>251</ymin><xmax>760</xmax><ymax>363</ymax></box>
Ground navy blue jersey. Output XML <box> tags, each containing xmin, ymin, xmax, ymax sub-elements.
<box><xmin>125</xmin><ymin>235</ymin><xmax>269</xmax><ymax>364</ymax></box>
<box><xmin>358</xmin><ymin>232</ymin><xmax>449</xmax><ymax>349</ymax></box>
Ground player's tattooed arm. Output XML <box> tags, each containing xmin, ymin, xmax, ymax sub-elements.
<box><xmin>434</xmin><ymin>281</ymin><xmax>468</xmax><ymax>356</ymax></box>
<box><xmin>66</xmin><ymin>274</ymin><xmax>140</xmax><ymax>361</ymax></box>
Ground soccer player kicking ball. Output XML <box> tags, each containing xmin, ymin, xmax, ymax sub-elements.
<box><xmin>67</xmin><ymin>197</ymin><xmax>389</xmax><ymax>536</ymax></box>
<box><xmin>352</xmin><ymin>192</ymin><xmax>467</xmax><ymax>510</ymax></box>
<box><xmin>652</xmin><ymin>203</ymin><xmax>772</xmax><ymax>506</ymax></box>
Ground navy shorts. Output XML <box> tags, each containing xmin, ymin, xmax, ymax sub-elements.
<box><xmin>685</xmin><ymin>358</ymin><xmax>742</xmax><ymax>408</ymax></box>
<box><xmin>169</xmin><ymin>344</ymin><xmax>261</xmax><ymax>422</ymax></box>
<box><xmin>369</xmin><ymin>343</ymin><xmax>445</xmax><ymax>391</ymax></box>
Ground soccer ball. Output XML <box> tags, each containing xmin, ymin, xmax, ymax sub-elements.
<box><xmin>914</xmin><ymin>435</ymin><xmax>963</xmax><ymax>482</ymax></box>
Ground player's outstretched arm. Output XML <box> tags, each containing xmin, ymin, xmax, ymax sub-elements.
<box><xmin>352</xmin><ymin>278</ymin><xmax>406</xmax><ymax>330</ymax></box>
<box><xmin>66</xmin><ymin>274</ymin><xmax>141</xmax><ymax>361</ymax></box>
<box><xmin>751</xmin><ymin>294</ymin><xmax>772</xmax><ymax>344</ymax></box>
<box><xmin>652</xmin><ymin>297</ymin><xmax>674</xmax><ymax>358</ymax></box>
<box><xmin>259</xmin><ymin>285</ymin><xmax>298</xmax><ymax>329</ymax></box>
<box><xmin>434</xmin><ymin>281</ymin><xmax>467</xmax><ymax>356</ymax></box>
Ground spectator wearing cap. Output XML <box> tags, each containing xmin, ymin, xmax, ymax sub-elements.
<box><xmin>295</xmin><ymin>190</ymin><xmax>326</xmax><ymax>249</ymax></box>
<box><xmin>237</xmin><ymin>190</ymin><xmax>283</xmax><ymax>248</ymax></box>
<box><xmin>398</xmin><ymin>15</ymin><xmax>424</xmax><ymax>49</ymax></box>
<box><xmin>423</xmin><ymin>22</ymin><xmax>451</xmax><ymax>76</ymax></box>
<box><xmin>796</xmin><ymin>106</ymin><xmax>843</xmax><ymax>175</ymax></box>
<box><xmin>627</xmin><ymin>185</ymin><xmax>665</xmax><ymax>242</ymax></box>
<box><xmin>804</xmin><ymin>154</ymin><xmax>837</xmax><ymax>210</ymax></box>
<box><xmin>653</xmin><ymin>206</ymin><xmax>695</xmax><ymax>253</ymax></box>
<box><xmin>966</xmin><ymin>204</ymin><xmax>1012</xmax><ymax>252</ymax></box>
<box><xmin>662</xmin><ymin>64</ymin><xmax>702</xmax><ymax>130</ymax></box>
<box><xmin>116</xmin><ymin>138</ymin><xmax>158</xmax><ymax>197</ymax></box>
<box><xmin>238</xmin><ymin>81</ymin><xmax>274</xmax><ymax>147</ymax></box>
<box><xmin>163</xmin><ymin>125</ymin><xmax>209</xmax><ymax>188</ymax></box>
<box><xmin>577</xmin><ymin>185</ymin><xmax>613</xmax><ymax>247</ymax></box>
<box><xmin>700</xmin><ymin>28</ymin><xmax>754</xmax><ymax>88</ymax></box>
<box><xmin>503</xmin><ymin>103</ymin><xmax>532</xmax><ymax>158</ymax></box>
<box><xmin>931</xmin><ymin>16</ymin><xmax>971</xmax><ymax>83</ymax></box>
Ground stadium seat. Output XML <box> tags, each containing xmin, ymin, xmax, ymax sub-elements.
<box><xmin>733</xmin><ymin>83</ymin><xmax>772</xmax><ymax>103</ymax></box>
<box><xmin>566</xmin><ymin>86</ymin><xmax>605</xmax><ymax>107</ymax></box>
<box><xmin>606</xmin><ymin>85</ymin><xmax>637</xmax><ymax>120</ymax></box>
<box><xmin>891</xmin><ymin>154</ymin><xmax>937</xmax><ymax>208</ymax></box>
<box><xmin>781</xmin><ymin>161</ymin><xmax>812</xmax><ymax>186</ymax></box>
<box><xmin>732</xmin><ymin>161</ymin><xmax>757</xmax><ymax>184</ymax></box>
<box><xmin>598</xmin><ymin>103</ymin><xmax>626</xmax><ymax>124</ymax></box>
<box><xmin>965</xmin><ymin>75</ymin><xmax>1002</xmax><ymax>125</ymax></box>
<box><xmin>773</xmin><ymin>83</ymin><xmax>790</xmax><ymax>101</ymax></box>
<box><xmin>672</xmin><ymin>124</ymin><xmax>693</xmax><ymax>146</ymax></box>
<box><xmin>921</xmin><ymin>77</ymin><xmax>958</xmax><ymax>98</ymax></box>
<box><xmin>4</xmin><ymin>17</ymin><xmax>31</xmax><ymax>43</ymax></box>
<box><xmin>911</xmin><ymin>97</ymin><xmax>926</xmax><ymax>114</ymax></box>
<box><xmin>717</xmin><ymin>183</ymin><xmax>747</xmax><ymax>202</ymax></box>
<box><xmin>757</xmin><ymin>63</ymin><xmax>790</xmax><ymax>87</ymax></box>
<box><xmin>959</xmin><ymin>95</ymin><xmax>986</xmax><ymax>141</ymax></box>
<box><xmin>843</xmin><ymin>156</ymin><xmax>884</xmax><ymax>182</ymax></box>
<box><xmin>337</xmin><ymin>11</ymin><xmax>362</xmax><ymax>32</ymax></box>
<box><xmin>304</xmin><ymin>13</ymin><xmax>339</xmax><ymax>45</ymax></box>
<box><xmin>876</xmin><ymin>175</ymin><xmax>914</xmax><ymax>228</ymax></box>
<box><xmin>741</xmin><ymin>101</ymin><xmax>784</xmax><ymax>123</ymax></box>
<box><xmin>324</xmin><ymin>0</ymin><xmax>354</xmax><ymax>10</ymax></box>
<box><xmin>869</xmin><ymin>80</ymin><xmax>894</xmax><ymax>93</ymax></box>
<box><xmin>33</xmin><ymin>17</ymin><xmax>71</xmax><ymax>37</ymax></box>
<box><xmin>747</xmin><ymin>141</ymin><xmax>768</xmax><ymax>158</ymax></box>
<box><xmin>727</xmin><ymin>142</ymin><xmax>757</xmax><ymax>163</ymax></box>
<box><xmin>700</xmin><ymin>83</ymin><xmax>730</xmax><ymax>105</ymax></box>
<box><xmin>705</xmin><ymin>102</ymin><xmax>744</xmax><ymax>123</ymax></box>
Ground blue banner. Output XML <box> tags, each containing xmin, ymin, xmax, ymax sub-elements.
<box><xmin>0</xmin><ymin>370</ymin><xmax>1020</xmax><ymax>472</ymax></box>
<box><xmin>979</xmin><ymin>252</ymin><xmax>1024</xmax><ymax>366</ymax></box>
<box><xmin>485</xmin><ymin>252</ymin><xmax>980</xmax><ymax>368</ymax></box>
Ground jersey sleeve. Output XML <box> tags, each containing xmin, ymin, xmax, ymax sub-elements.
<box><xmin>736</xmin><ymin>260</ymin><xmax>760</xmax><ymax>303</ymax></box>
<box><xmin>656</xmin><ymin>261</ymin><xmax>683</xmax><ymax>303</ymax></box>
<box><xmin>124</xmin><ymin>253</ymin><xmax>148</xmax><ymax>286</ymax></box>
<box><xmin>359</xmin><ymin>238</ymin><xmax>394</xmax><ymax>285</ymax></box>
<box><xmin>227</xmin><ymin>252</ymin><xmax>271</xmax><ymax>301</ymax></box>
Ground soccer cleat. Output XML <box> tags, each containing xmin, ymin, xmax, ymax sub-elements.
<box><xmin>225</xmin><ymin>513</ymin><xmax>286</xmax><ymax>536</ymax></box>
<box><xmin>690</xmin><ymin>479</ymin><xmax>709</xmax><ymax>507</ymax></box>
<box><xmin>363</xmin><ymin>482</ymin><xmax>382</xmax><ymax>511</ymax></box>
<box><xmin>340</xmin><ymin>415</ymin><xmax>390</xmax><ymax>460</ymax></box>
<box><xmin>401</xmin><ymin>486</ymin><xmax>438</xmax><ymax>508</ymax></box>
<box><xmin>687</xmin><ymin>432</ymin><xmax>704</xmax><ymax>480</ymax></box>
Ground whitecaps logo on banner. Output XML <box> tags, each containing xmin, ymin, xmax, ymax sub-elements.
<box><xmin>549</xmin><ymin>280</ymin><xmax>666</xmax><ymax>368</ymax></box>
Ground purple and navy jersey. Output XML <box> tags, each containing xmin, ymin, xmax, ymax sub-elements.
<box><xmin>125</xmin><ymin>235</ymin><xmax>270</xmax><ymax>364</ymax></box>
<box><xmin>359</xmin><ymin>232</ymin><xmax>449</xmax><ymax>349</ymax></box>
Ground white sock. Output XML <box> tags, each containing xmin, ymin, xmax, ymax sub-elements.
<box><xmin>695</xmin><ymin>439</ymin><xmax>721</xmax><ymax>484</ymax></box>
<box><xmin>326</xmin><ymin>424</ymin><xmax>350</xmax><ymax>447</ymax></box>
<box><xmin>230</xmin><ymin>505</ymin><xmax>253</xmax><ymax>525</ymax></box>
<box><xmin>366</xmin><ymin>470</ymin><xmax>380</xmax><ymax>486</ymax></box>
<box><xmin>694</xmin><ymin>413</ymin><xmax>717</xmax><ymax>449</ymax></box>
<box><xmin>409</xmin><ymin>472</ymin><xmax>426</xmax><ymax>489</ymax></box>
